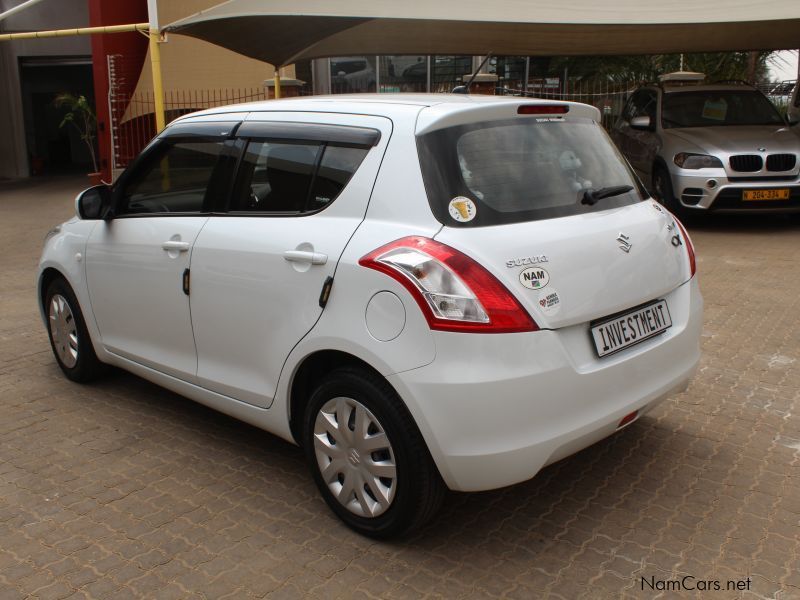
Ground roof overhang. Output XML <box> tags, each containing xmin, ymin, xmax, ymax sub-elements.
<box><xmin>164</xmin><ymin>0</ymin><xmax>800</xmax><ymax>66</ymax></box>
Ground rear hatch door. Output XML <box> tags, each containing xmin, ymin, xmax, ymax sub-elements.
<box><xmin>417</xmin><ymin>100</ymin><xmax>692</xmax><ymax>329</ymax></box>
<box><xmin>435</xmin><ymin>201</ymin><xmax>689</xmax><ymax>329</ymax></box>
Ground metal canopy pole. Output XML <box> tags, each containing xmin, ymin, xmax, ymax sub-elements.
<box><xmin>147</xmin><ymin>0</ymin><xmax>166</xmax><ymax>132</ymax></box>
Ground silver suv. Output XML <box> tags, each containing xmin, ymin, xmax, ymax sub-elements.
<box><xmin>611</xmin><ymin>74</ymin><xmax>800</xmax><ymax>214</ymax></box>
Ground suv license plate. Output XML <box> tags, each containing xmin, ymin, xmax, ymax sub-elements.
<box><xmin>591</xmin><ymin>300</ymin><xmax>672</xmax><ymax>358</ymax></box>
<box><xmin>742</xmin><ymin>189</ymin><xmax>790</xmax><ymax>201</ymax></box>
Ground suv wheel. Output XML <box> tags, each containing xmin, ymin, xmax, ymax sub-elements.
<box><xmin>652</xmin><ymin>166</ymin><xmax>688</xmax><ymax>218</ymax></box>
<box><xmin>303</xmin><ymin>367</ymin><xmax>445</xmax><ymax>538</ymax></box>
<box><xmin>44</xmin><ymin>278</ymin><xmax>106</xmax><ymax>382</ymax></box>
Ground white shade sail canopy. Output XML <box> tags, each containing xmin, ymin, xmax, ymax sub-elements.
<box><xmin>165</xmin><ymin>0</ymin><xmax>800</xmax><ymax>67</ymax></box>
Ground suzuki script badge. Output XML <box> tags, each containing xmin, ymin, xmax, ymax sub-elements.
<box><xmin>617</xmin><ymin>233</ymin><xmax>632</xmax><ymax>253</ymax></box>
<box><xmin>519</xmin><ymin>267</ymin><xmax>550</xmax><ymax>290</ymax></box>
<box><xmin>506</xmin><ymin>255</ymin><xmax>548</xmax><ymax>268</ymax></box>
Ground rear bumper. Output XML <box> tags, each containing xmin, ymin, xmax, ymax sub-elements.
<box><xmin>389</xmin><ymin>278</ymin><xmax>703</xmax><ymax>492</ymax></box>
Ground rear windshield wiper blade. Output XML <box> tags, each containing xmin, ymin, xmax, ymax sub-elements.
<box><xmin>581</xmin><ymin>185</ymin><xmax>634</xmax><ymax>206</ymax></box>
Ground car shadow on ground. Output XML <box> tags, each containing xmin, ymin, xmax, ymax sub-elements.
<box><xmin>87</xmin><ymin>363</ymin><xmax>691</xmax><ymax>550</ymax></box>
<box><xmin>681</xmin><ymin>211</ymin><xmax>800</xmax><ymax>233</ymax></box>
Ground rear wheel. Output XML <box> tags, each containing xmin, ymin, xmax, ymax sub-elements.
<box><xmin>44</xmin><ymin>278</ymin><xmax>105</xmax><ymax>382</ymax></box>
<box><xmin>303</xmin><ymin>367</ymin><xmax>444</xmax><ymax>538</ymax></box>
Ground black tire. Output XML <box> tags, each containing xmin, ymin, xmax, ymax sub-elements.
<box><xmin>651</xmin><ymin>165</ymin><xmax>684</xmax><ymax>214</ymax></box>
<box><xmin>303</xmin><ymin>367</ymin><xmax>445</xmax><ymax>539</ymax></box>
<box><xmin>44</xmin><ymin>277</ymin><xmax>106</xmax><ymax>383</ymax></box>
<box><xmin>652</xmin><ymin>166</ymin><xmax>707</xmax><ymax>224</ymax></box>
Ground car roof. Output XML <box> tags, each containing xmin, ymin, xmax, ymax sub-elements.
<box><xmin>174</xmin><ymin>93</ymin><xmax>598</xmax><ymax>122</ymax></box>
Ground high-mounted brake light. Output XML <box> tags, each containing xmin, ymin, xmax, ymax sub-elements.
<box><xmin>674</xmin><ymin>218</ymin><xmax>697</xmax><ymax>277</ymax></box>
<box><xmin>517</xmin><ymin>104</ymin><xmax>569</xmax><ymax>115</ymax></box>
<box><xmin>359</xmin><ymin>237</ymin><xmax>539</xmax><ymax>333</ymax></box>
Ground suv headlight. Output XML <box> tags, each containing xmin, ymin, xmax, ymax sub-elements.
<box><xmin>674</xmin><ymin>153</ymin><xmax>723</xmax><ymax>169</ymax></box>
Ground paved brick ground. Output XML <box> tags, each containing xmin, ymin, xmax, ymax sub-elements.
<box><xmin>1</xmin><ymin>176</ymin><xmax>800</xmax><ymax>599</ymax></box>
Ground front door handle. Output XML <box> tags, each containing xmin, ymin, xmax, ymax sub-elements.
<box><xmin>283</xmin><ymin>250</ymin><xmax>328</xmax><ymax>265</ymax></box>
<box><xmin>162</xmin><ymin>240</ymin><xmax>190</xmax><ymax>252</ymax></box>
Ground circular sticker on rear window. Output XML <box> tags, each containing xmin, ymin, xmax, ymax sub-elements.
<box><xmin>519</xmin><ymin>267</ymin><xmax>550</xmax><ymax>290</ymax></box>
<box><xmin>448</xmin><ymin>197</ymin><xmax>476</xmax><ymax>222</ymax></box>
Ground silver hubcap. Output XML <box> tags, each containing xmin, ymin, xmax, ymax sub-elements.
<box><xmin>313</xmin><ymin>397</ymin><xmax>397</xmax><ymax>518</ymax></box>
<box><xmin>49</xmin><ymin>294</ymin><xmax>78</xmax><ymax>368</ymax></box>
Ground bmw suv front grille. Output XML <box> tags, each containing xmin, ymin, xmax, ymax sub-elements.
<box><xmin>729</xmin><ymin>154</ymin><xmax>797</xmax><ymax>173</ymax></box>
<box><xmin>729</xmin><ymin>155</ymin><xmax>763</xmax><ymax>172</ymax></box>
<box><xmin>766</xmin><ymin>154</ymin><xmax>796</xmax><ymax>172</ymax></box>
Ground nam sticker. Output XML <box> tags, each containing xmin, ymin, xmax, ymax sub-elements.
<box><xmin>448</xmin><ymin>197</ymin><xmax>476</xmax><ymax>222</ymax></box>
<box><xmin>519</xmin><ymin>267</ymin><xmax>550</xmax><ymax>290</ymax></box>
<box><xmin>538</xmin><ymin>289</ymin><xmax>561</xmax><ymax>315</ymax></box>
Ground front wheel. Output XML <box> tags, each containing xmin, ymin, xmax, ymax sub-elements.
<box><xmin>652</xmin><ymin>165</ymin><xmax>692</xmax><ymax>219</ymax></box>
<box><xmin>303</xmin><ymin>367</ymin><xmax>445</xmax><ymax>538</ymax></box>
<box><xmin>44</xmin><ymin>277</ymin><xmax>106</xmax><ymax>382</ymax></box>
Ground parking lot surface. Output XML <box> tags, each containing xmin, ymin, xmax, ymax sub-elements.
<box><xmin>1</xmin><ymin>176</ymin><xmax>800</xmax><ymax>599</ymax></box>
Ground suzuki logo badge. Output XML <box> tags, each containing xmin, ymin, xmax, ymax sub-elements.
<box><xmin>617</xmin><ymin>233</ymin><xmax>632</xmax><ymax>253</ymax></box>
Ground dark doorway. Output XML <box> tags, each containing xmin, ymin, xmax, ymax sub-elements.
<box><xmin>19</xmin><ymin>58</ymin><xmax>95</xmax><ymax>176</ymax></box>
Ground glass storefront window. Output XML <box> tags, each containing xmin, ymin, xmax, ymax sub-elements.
<box><xmin>330</xmin><ymin>56</ymin><xmax>377</xmax><ymax>93</ymax></box>
<box><xmin>489</xmin><ymin>56</ymin><xmax>527</xmax><ymax>94</ymax></box>
<box><xmin>322</xmin><ymin>55</ymin><xmax>529</xmax><ymax>95</ymax></box>
<box><xmin>430</xmin><ymin>56</ymin><xmax>473</xmax><ymax>93</ymax></box>
<box><xmin>379</xmin><ymin>56</ymin><xmax>427</xmax><ymax>93</ymax></box>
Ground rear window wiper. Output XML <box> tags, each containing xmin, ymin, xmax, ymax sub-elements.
<box><xmin>581</xmin><ymin>185</ymin><xmax>634</xmax><ymax>206</ymax></box>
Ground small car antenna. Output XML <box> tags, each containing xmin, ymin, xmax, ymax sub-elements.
<box><xmin>452</xmin><ymin>53</ymin><xmax>493</xmax><ymax>94</ymax></box>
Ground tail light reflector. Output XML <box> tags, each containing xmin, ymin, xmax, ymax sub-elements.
<box><xmin>618</xmin><ymin>410</ymin><xmax>639</xmax><ymax>429</ymax></box>
<box><xmin>674</xmin><ymin>218</ymin><xmax>697</xmax><ymax>277</ymax></box>
<box><xmin>359</xmin><ymin>236</ymin><xmax>538</xmax><ymax>333</ymax></box>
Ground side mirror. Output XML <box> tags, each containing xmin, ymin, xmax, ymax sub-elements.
<box><xmin>630</xmin><ymin>116</ymin><xmax>653</xmax><ymax>131</ymax></box>
<box><xmin>75</xmin><ymin>185</ymin><xmax>111</xmax><ymax>220</ymax></box>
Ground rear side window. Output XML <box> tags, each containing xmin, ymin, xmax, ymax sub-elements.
<box><xmin>231</xmin><ymin>141</ymin><xmax>368</xmax><ymax>214</ymax></box>
<box><xmin>307</xmin><ymin>146</ymin><xmax>369</xmax><ymax>211</ymax></box>
<box><xmin>118</xmin><ymin>140</ymin><xmax>224</xmax><ymax>214</ymax></box>
<box><xmin>230</xmin><ymin>141</ymin><xmax>320</xmax><ymax>212</ymax></box>
<box><xmin>417</xmin><ymin>117</ymin><xmax>645</xmax><ymax>227</ymax></box>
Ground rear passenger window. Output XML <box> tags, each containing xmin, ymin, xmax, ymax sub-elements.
<box><xmin>307</xmin><ymin>146</ymin><xmax>369</xmax><ymax>211</ymax></box>
<box><xmin>231</xmin><ymin>140</ymin><xmax>370</xmax><ymax>214</ymax></box>
<box><xmin>230</xmin><ymin>141</ymin><xmax>320</xmax><ymax>212</ymax></box>
<box><xmin>118</xmin><ymin>140</ymin><xmax>223</xmax><ymax>214</ymax></box>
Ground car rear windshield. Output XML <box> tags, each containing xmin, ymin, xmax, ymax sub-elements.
<box><xmin>417</xmin><ymin>117</ymin><xmax>645</xmax><ymax>227</ymax></box>
<box><xmin>662</xmin><ymin>90</ymin><xmax>784</xmax><ymax>128</ymax></box>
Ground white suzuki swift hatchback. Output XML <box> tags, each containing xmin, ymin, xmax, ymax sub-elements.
<box><xmin>39</xmin><ymin>94</ymin><xmax>702</xmax><ymax>538</ymax></box>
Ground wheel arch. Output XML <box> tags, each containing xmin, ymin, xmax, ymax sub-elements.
<box><xmin>38</xmin><ymin>267</ymin><xmax>68</xmax><ymax>320</ymax></box>
<box><xmin>288</xmin><ymin>349</ymin><xmax>393</xmax><ymax>445</ymax></box>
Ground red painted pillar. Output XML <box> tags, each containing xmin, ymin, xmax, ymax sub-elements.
<box><xmin>88</xmin><ymin>0</ymin><xmax>148</xmax><ymax>182</ymax></box>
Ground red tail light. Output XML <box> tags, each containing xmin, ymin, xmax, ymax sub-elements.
<box><xmin>359</xmin><ymin>237</ymin><xmax>539</xmax><ymax>333</ymax></box>
<box><xmin>517</xmin><ymin>104</ymin><xmax>569</xmax><ymax>115</ymax></box>
<box><xmin>674</xmin><ymin>218</ymin><xmax>697</xmax><ymax>277</ymax></box>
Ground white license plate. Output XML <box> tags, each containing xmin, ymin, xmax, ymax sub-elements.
<box><xmin>591</xmin><ymin>300</ymin><xmax>672</xmax><ymax>358</ymax></box>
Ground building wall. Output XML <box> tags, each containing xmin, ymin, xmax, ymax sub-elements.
<box><xmin>88</xmin><ymin>0</ymin><xmax>147</xmax><ymax>182</ymax></box>
<box><xmin>0</xmin><ymin>0</ymin><xmax>92</xmax><ymax>179</ymax></box>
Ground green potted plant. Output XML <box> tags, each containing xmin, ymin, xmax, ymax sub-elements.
<box><xmin>54</xmin><ymin>93</ymin><xmax>101</xmax><ymax>185</ymax></box>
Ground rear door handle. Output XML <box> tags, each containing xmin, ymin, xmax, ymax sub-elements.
<box><xmin>283</xmin><ymin>250</ymin><xmax>328</xmax><ymax>265</ymax></box>
<box><xmin>162</xmin><ymin>241</ymin><xmax>191</xmax><ymax>252</ymax></box>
